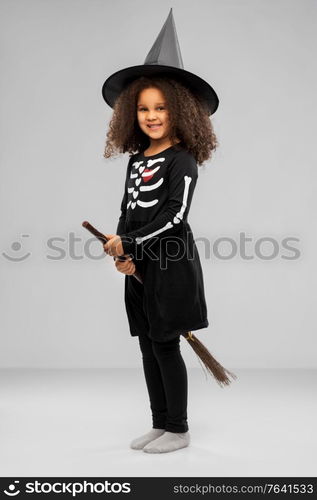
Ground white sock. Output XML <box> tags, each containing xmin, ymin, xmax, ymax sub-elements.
<box><xmin>130</xmin><ymin>428</ymin><xmax>165</xmax><ymax>450</ymax></box>
<box><xmin>143</xmin><ymin>431</ymin><xmax>190</xmax><ymax>453</ymax></box>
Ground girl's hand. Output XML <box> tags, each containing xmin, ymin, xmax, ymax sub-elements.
<box><xmin>114</xmin><ymin>255</ymin><xmax>136</xmax><ymax>275</ymax></box>
<box><xmin>103</xmin><ymin>234</ymin><xmax>124</xmax><ymax>257</ymax></box>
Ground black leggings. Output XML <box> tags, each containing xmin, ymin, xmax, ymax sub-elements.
<box><xmin>137</xmin><ymin>331</ymin><xmax>189</xmax><ymax>433</ymax></box>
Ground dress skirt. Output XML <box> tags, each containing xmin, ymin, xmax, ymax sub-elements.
<box><xmin>124</xmin><ymin>222</ymin><xmax>209</xmax><ymax>342</ymax></box>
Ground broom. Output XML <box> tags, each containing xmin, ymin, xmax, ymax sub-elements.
<box><xmin>82</xmin><ymin>220</ymin><xmax>237</xmax><ymax>387</ymax></box>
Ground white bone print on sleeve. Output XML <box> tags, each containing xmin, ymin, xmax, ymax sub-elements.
<box><xmin>135</xmin><ymin>175</ymin><xmax>192</xmax><ymax>244</ymax></box>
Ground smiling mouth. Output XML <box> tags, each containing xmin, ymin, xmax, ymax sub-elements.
<box><xmin>147</xmin><ymin>124</ymin><xmax>162</xmax><ymax>129</ymax></box>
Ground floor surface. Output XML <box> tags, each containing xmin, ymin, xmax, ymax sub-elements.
<box><xmin>0</xmin><ymin>368</ymin><xmax>316</xmax><ymax>477</ymax></box>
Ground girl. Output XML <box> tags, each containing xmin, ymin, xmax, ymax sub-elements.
<box><xmin>101</xmin><ymin>10</ymin><xmax>219</xmax><ymax>454</ymax></box>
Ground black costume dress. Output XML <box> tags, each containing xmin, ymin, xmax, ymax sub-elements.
<box><xmin>116</xmin><ymin>142</ymin><xmax>209</xmax><ymax>342</ymax></box>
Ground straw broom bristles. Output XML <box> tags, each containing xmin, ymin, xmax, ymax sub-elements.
<box><xmin>181</xmin><ymin>331</ymin><xmax>237</xmax><ymax>387</ymax></box>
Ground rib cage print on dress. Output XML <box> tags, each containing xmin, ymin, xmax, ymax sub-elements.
<box><xmin>127</xmin><ymin>156</ymin><xmax>193</xmax><ymax>244</ymax></box>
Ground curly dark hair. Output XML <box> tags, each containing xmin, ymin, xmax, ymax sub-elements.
<box><xmin>103</xmin><ymin>76</ymin><xmax>218</xmax><ymax>165</ymax></box>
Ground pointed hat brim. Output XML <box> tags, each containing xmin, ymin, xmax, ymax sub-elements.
<box><xmin>102</xmin><ymin>63</ymin><xmax>219</xmax><ymax>116</ymax></box>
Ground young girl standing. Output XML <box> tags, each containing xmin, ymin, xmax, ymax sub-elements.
<box><xmin>102</xmin><ymin>9</ymin><xmax>219</xmax><ymax>454</ymax></box>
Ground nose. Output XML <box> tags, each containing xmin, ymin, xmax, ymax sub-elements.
<box><xmin>147</xmin><ymin>110</ymin><xmax>158</xmax><ymax>120</ymax></box>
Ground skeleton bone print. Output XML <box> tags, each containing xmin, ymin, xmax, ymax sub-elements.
<box><xmin>127</xmin><ymin>156</ymin><xmax>193</xmax><ymax>245</ymax></box>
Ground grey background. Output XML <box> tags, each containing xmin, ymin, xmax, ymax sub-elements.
<box><xmin>1</xmin><ymin>0</ymin><xmax>316</xmax><ymax>369</ymax></box>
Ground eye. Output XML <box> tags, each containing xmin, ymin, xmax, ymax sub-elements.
<box><xmin>137</xmin><ymin>106</ymin><xmax>166</xmax><ymax>111</ymax></box>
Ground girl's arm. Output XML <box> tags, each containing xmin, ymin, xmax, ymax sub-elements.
<box><xmin>116</xmin><ymin>188</ymin><xmax>128</xmax><ymax>236</ymax></box>
<box><xmin>115</xmin><ymin>156</ymin><xmax>132</xmax><ymax>236</ymax></box>
<box><xmin>120</xmin><ymin>151</ymin><xmax>199</xmax><ymax>257</ymax></box>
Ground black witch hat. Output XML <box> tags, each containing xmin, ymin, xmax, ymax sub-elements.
<box><xmin>102</xmin><ymin>8</ymin><xmax>219</xmax><ymax>116</ymax></box>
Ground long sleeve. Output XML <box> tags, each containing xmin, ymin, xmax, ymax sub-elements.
<box><xmin>120</xmin><ymin>151</ymin><xmax>198</xmax><ymax>256</ymax></box>
<box><xmin>115</xmin><ymin>156</ymin><xmax>132</xmax><ymax>236</ymax></box>
<box><xmin>116</xmin><ymin>189</ymin><xmax>128</xmax><ymax>236</ymax></box>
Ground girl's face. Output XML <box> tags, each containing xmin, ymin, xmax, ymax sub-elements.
<box><xmin>137</xmin><ymin>87</ymin><xmax>170</xmax><ymax>141</ymax></box>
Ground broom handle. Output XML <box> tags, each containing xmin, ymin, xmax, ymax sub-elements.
<box><xmin>81</xmin><ymin>221</ymin><xmax>142</xmax><ymax>283</ymax></box>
